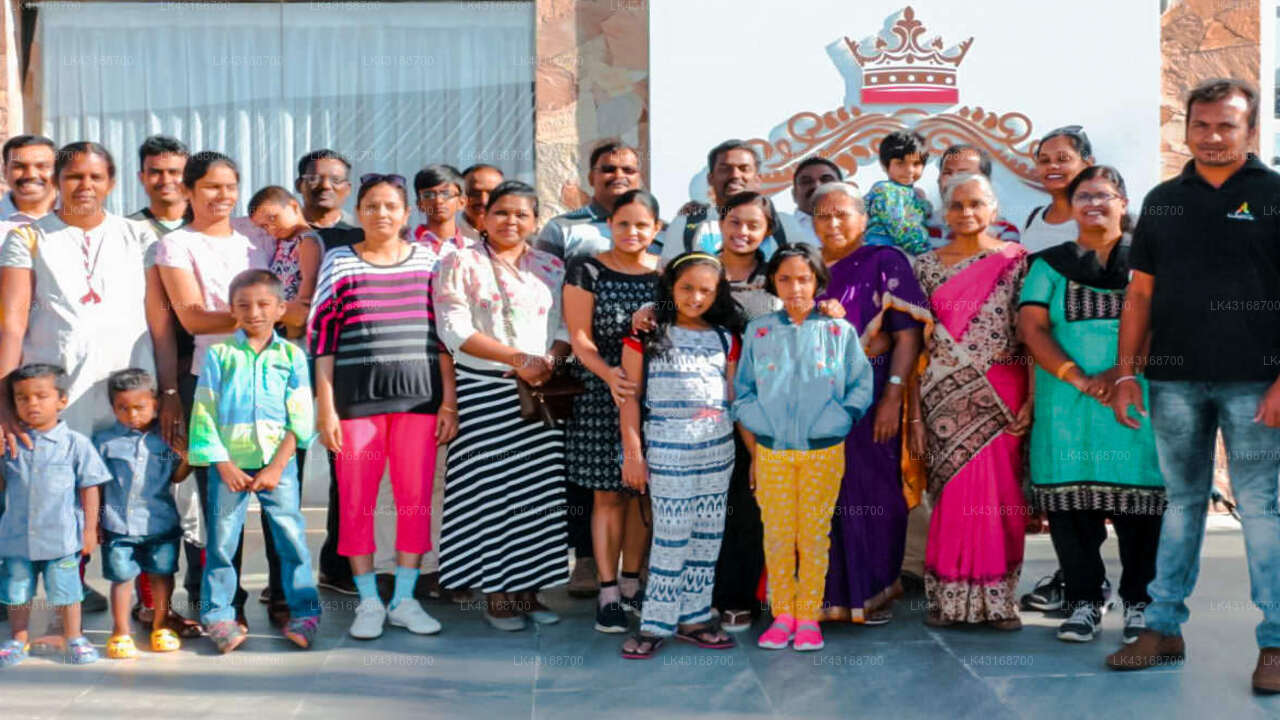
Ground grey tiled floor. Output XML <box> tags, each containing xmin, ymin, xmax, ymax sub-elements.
<box><xmin>2</xmin><ymin>514</ymin><xmax>1278</xmax><ymax>720</ymax></box>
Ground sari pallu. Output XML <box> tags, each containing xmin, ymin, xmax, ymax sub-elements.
<box><xmin>917</xmin><ymin>244</ymin><xmax>1030</xmax><ymax>624</ymax></box>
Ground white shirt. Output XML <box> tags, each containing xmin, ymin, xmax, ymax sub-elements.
<box><xmin>784</xmin><ymin>210</ymin><xmax>820</xmax><ymax>246</ymax></box>
<box><xmin>0</xmin><ymin>214</ymin><xmax>159</xmax><ymax>435</ymax></box>
<box><xmin>457</xmin><ymin>211</ymin><xmax>482</xmax><ymax>242</ymax></box>
<box><xmin>153</xmin><ymin>223</ymin><xmax>274</xmax><ymax>375</ymax></box>
<box><xmin>1021</xmin><ymin>206</ymin><xmax>1079</xmax><ymax>253</ymax></box>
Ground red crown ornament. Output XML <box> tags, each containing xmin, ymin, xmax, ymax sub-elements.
<box><xmin>846</xmin><ymin>6</ymin><xmax>973</xmax><ymax>105</ymax></box>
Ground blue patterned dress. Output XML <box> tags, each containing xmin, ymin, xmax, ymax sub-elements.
<box><xmin>630</xmin><ymin>325</ymin><xmax>737</xmax><ymax>636</ymax></box>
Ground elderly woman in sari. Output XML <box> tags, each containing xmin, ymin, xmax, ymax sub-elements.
<box><xmin>913</xmin><ymin>173</ymin><xmax>1031</xmax><ymax>629</ymax></box>
<box><xmin>810</xmin><ymin>182</ymin><xmax>930</xmax><ymax>625</ymax></box>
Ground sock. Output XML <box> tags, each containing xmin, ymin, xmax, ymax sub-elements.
<box><xmin>599</xmin><ymin>580</ymin><xmax>620</xmax><ymax>606</ymax></box>
<box><xmin>353</xmin><ymin>573</ymin><xmax>379</xmax><ymax>604</ymax></box>
<box><xmin>620</xmin><ymin>571</ymin><xmax>640</xmax><ymax>599</ymax></box>
<box><xmin>389</xmin><ymin>567</ymin><xmax>419</xmax><ymax>610</ymax></box>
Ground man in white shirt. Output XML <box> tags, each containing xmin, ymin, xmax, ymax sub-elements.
<box><xmin>786</xmin><ymin>156</ymin><xmax>846</xmax><ymax>246</ymax></box>
<box><xmin>655</xmin><ymin>139</ymin><xmax>799</xmax><ymax>262</ymax></box>
<box><xmin>458</xmin><ymin>164</ymin><xmax>505</xmax><ymax>242</ymax></box>
<box><xmin>535</xmin><ymin>140</ymin><xmax>642</xmax><ymax>260</ymax></box>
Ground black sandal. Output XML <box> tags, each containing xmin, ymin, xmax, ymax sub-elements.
<box><xmin>675</xmin><ymin>624</ymin><xmax>735</xmax><ymax>650</ymax></box>
<box><xmin>620</xmin><ymin>633</ymin><xmax>665</xmax><ymax>659</ymax></box>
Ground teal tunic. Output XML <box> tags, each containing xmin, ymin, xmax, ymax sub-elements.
<box><xmin>1018</xmin><ymin>253</ymin><xmax>1164</xmax><ymax>514</ymax></box>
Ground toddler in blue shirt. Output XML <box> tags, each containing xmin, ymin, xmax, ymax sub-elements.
<box><xmin>94</xmin><ymin>368</ymin><xmax>189</xmax><ymax>659</ymax></box>
<box><xmin>864</xmin><ymin>130</ymin><xmax>933</xmax><ymax>255</ymax></box>
<box><xmin>0</xmin><ymin>364</ymin><xmax>111</xmax><ymax>668</ymax></box>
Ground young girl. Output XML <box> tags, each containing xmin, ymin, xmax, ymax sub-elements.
<box><xmin>733</xmin><ymin>243</ymin><xmax>874</xmax><ymax>652</ymax></box>
<box><xmin>310</xmin><ymin>174</ymin><xmax>458</xmax><ymax>640</ymax></box>
<box><xmin>563</xmin><ymin>189</ymin><xmax>661</xmax><ymax>634</ymax></box>
<box><xmin>618</xmin><ymin>252</ymin><xmax>745</xmax><ymax>659</ymax></box>
<box><xmin>248</xmin><ymin>186</ymin><xmax>322</xmax><ymax>340</ymax></box>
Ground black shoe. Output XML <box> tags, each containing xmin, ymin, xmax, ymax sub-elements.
<box><xmin>258</xmin><ymin>587</ymin><xmax>272</xmax><ymax>605</ymax></box>
<box><xmin>594</xmin><ymin>602</ymin><xmax>628</xmax><ymax>634</ymax></box>
<box><xmin>82</xmin><ymin>585</ymin><xmax>108</xmax><ymax>613</ymax></box>
<box><xmin>1057</xmin><ymin>604</ymin><xmax>1102</xmax><ymax>643</ymax></box>
<box><xmin>318</xmin><ymin>573</ymin><xmax>358</xmax><ymax>596</ymax></box>
<box><xmin>1020</xmin><ymin>570</ymin><xmax>1064</xmax><ymax>612</ymax></box>
<box><xmin>621</xmin><ymin>589</ymin><xmax>644</xmax><ymax>616</ymax></box>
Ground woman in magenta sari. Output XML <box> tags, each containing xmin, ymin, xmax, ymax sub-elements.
<box><xmin>811</xmin><ymin>182</ymin><xmax>932</xmax><ymax>625</ymax></box>
<box><xmin>913</xmin><ymin>173</ymin><xmax>1031</xmax><ymax>629</ymax></box>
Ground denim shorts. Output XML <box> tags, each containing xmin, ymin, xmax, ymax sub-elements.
<box><xmin>0</xmin><ymin>553</ymin><xmax>83</xmax><ymax>606</ymax></box>
<box><xmin>102</xmin><ymin>530</ymin><xmax>181</xmax><ymax>583</ymax></box>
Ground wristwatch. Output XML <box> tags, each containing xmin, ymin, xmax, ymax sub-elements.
<box><xmin>888</xmin><ymin>375</ymin><xmax>904</xmax><ymax>386</ymax></box>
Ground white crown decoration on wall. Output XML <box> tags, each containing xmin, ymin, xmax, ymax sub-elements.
<box><xmin>847</xmin><ymin>6</ymin><xmax>973</xmax><ymax>105</ymax></box>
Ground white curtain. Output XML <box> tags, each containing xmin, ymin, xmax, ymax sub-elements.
<box><xmin>38</xmin><ymin>1</ymin><xmax>534</xmax><ymax>215</ymax></box>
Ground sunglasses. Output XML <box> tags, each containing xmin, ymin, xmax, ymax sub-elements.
<box><xmin>360</xmin><ymin>173</ymin><xmax>407</xmax><ymax>188</ymax></box>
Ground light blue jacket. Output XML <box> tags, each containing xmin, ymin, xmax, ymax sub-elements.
<box><xmin>732</xmin><ymin>310</ymin><xmax>874</xmax><ymax>450</ymax></box>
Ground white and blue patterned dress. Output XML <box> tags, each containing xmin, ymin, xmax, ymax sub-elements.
<box><xmin>637</xmin><ymin>325</ymin><xmax>737</xmax><ymax>636</ymax></box>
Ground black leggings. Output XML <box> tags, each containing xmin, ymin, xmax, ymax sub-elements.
<box><xmin>1047</xmin><ymin>508</ymin><xmax>1162</xmax><ymax>608</ymax></box>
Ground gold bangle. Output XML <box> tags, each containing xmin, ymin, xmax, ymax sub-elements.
<box><xmin>439</xmin><ymin>406</ymin><xmax>458</xmax><ymax>415</ymax></box>
<box><xmin>1055</xmin><ymin>361</ymin><xmax>1078</xmax><ymax>381</ymax></box>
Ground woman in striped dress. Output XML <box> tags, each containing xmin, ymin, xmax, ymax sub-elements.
<box><xmin>310</xmin><ymin>174</ymin><xmax>457</xmax><ymax>640</ymax></box>
<box><xmin>433</xmin><ymin>181</ymin><xmax>571</xmax><ymax>631</ymax></box>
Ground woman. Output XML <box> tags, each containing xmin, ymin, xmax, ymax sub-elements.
<box><xmin>434</xmin><ymin>180</ymin><xmax>571</xmax><ymax>631</ymax></box>
<box><xmin>311</xmin><ymin>174</ymin><xmax>457</xmax><ymax>640</ymax></box>
<box><xmin>1018</xmin><ymin>166</ymin><xmax>1163</xmax><ymax>645</ymax></box>
<box><xmin>913</xmin><ymin>173</ymin><xmax>1031</xmax><ymax>629</ymax></box>
<box><xmin>563</xmin><ymin>189</ymin><xmax>660</xmax><ymax>633</ymax></box>
<box><xmin>1021</xmin><ymin>126</ymin><xmax>1094</xmax><ymax>253</ymax></box>
<box><xmin>0</xmin><ymin>141</ymin><xmax>185</xmax><ymax>643</ymax></box>
<box><xmin>155</xmin><ymin>151</ymin><xmax>274</xmax><ymax>630</ymax></box>
<box><xmin>811</xmin><ymin>182</ymin><xmax>930</xmax><ymax>625</ymax></box>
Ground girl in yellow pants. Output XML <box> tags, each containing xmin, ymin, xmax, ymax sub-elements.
<box><xmin>733</xmin><ymin>243</ymin><xmax>874</xmax><ymax>652</ymax></box>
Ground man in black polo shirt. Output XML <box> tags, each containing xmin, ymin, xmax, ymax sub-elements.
<box><xmin>1106</xmin><ymin>78</ymin><xmax>1280</xmax><ymax>694</ymax></box>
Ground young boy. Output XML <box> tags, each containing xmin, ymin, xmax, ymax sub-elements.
<box><xmin>188</xmin><ymin>269</ymin><xmax>320</xmax><ymax>653</ymax></box>
<box><xmin>0</xmin><ymin>364</ymin><xmax>112</xmax><ymax>668</ymax></box>
<box><xmin>864</xmin><ymin>130</ymin><xmax>933</xmax><ymax>255</ymax></box>
<box><xmin>95</xmin><ymin>368</ymin><xmax>190</xmax><ymax>658</ymax></box>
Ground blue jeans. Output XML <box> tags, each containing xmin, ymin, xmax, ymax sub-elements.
<box><xmin>200</xmin><ymin>459</ymin><xmax>320</xmax><ymax>625</ymax></box>
<box><xmin>1147</xmin><ymin>381</ymin><xmax>1280</xmax><ymax>648</ymax></box>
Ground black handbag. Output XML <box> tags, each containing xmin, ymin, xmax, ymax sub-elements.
<box><xmin>484</xmin><ymin>243</ymin><xmax>584</xmax><ymax>427</ymax></box>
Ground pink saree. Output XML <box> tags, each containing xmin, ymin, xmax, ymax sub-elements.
<box><xmin>916</xmin><ymin>244</ymin><xmax>1030</xmax><ymax>624</ymax></box>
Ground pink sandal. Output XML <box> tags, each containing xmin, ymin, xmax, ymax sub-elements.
<box><xmin>793</xmin><ymin>621</ymin><xmax>824</xmax><ymax>651</ymax></box>
<box><xmin>756</xmin><ymin>613</ymin><xmax>796</xmax><ymax>650</ymax></box>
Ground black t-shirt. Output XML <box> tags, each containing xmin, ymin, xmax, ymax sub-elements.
<box><xmin>1130</xmin><ymin>154</ymin><xmax>1280</xmax><ymax>382</ymax></box>
<box><xmin>314</xmin><ymin>221</ymin><xmax>361</xmax><ymax>253</ymax></box>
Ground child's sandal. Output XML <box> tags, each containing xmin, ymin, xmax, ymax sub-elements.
<box><xmin>620</xmin><ymin>633</ymin><xmax>664</xmax><ymax>660</ymax></box>
<box><xmin>283</xmin><ymin>616</ymin><xmax>320</xmax><ymax>650</ymax></box>
<box><xmin>207</xmin><ymin>620</ymin><xmax>247</xmax><ymax>654</ymax></box>
<box><xmin>165</xmin><ymin>611</ymin><xmax>204</xmax><ymax>639</ymax></box>
<box><xmin>150</xmin><ymin>628</ymin><xmax>181</xmax><ymax>653</ymax></box>
<box><xmin>66</xmin><ymin>636</ymin><xmax>100</xmax><ymax>665</ymax></box>
<box><xmin>106</xmin><ymin>634</ymin><xmax>138</xmax><ymax>659</ymax></box>
<box><xmin>0</xmin><ymin>639</ymin><xmax>29</xmax><ymax>668</ymax></box>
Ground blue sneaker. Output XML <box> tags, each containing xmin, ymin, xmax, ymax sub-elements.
<box><xmin>0</xmin><ymin>639</ymin><xmax>28</xmax><ymax>668</ymax></box>
<box><xmin>65</xmin><ymin>636</ymin><xmax>99</xmax><ymax>665</ymax></box>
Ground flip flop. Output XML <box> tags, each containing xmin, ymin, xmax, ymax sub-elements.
<box><xmin>620</xmin><ymin>633</ymin><xmax>665</xmax><ymax>659</ymax></box>
<box><xmin>165</xmin><ymin>611</ymin><xmax>204</xmax><ymax>639</ymax></box>
<box><xmin>675</xmin><ymin>625</ymin><xmax>736</xmax><ymax>650</ymax></box>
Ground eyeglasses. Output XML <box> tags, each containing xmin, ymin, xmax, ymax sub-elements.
<box><xmin>299</xmin><ymin>173</ymin><xmax>350</xmax><ymax>187</ymax></box>
<box><xmin>595</xmin><ymin>164</ymin><xmax>638</xmax><ymax>175</ymax></box>
<box><xmin>360</xmin><ymin>173</ymin><xmax>407</xmax><ymax>189</ymax></box>
<box><xmin>418</xmin><ymin>190</ymin><xmax>460</xmax><ymax>202</ymax></box>
<box><xmin>1072</xmin><ymin>191</ymin><xmax>1122</xmax><ymax>205</ymax></box>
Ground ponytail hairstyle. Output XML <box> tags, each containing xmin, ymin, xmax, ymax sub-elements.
<box><xmin>646</xmin><ymin>251</ymin><xmax>745</xmax><ymax>357</ymax></box>
<box><xmin>1066</xmin><ymin>165</ymin><xmax>1133</xmax><ymax>234</ymax></box>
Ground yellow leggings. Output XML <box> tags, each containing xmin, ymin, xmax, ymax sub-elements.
<box><xmin>754</xmin><ymin>444</ymin><xmax>844</xmax><ymax>621</ymax></box>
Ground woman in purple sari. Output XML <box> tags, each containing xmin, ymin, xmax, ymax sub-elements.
<box><xmin>812</xmin><ymin>182</ymin><xmax>931</xmax><ymax>624</ymax></box>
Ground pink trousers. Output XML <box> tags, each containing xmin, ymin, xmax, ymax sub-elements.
<box><xmin>334</xmin><ymin>412</ymin><xmax>437</xmax><ymax>557</ymax></box>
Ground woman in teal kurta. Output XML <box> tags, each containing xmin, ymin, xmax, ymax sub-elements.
<box><xmin>1017</xmin><ymin>166</ymin><xmax>1164</xmax><ymax>646</ymax></box>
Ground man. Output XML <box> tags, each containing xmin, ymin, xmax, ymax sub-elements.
<box><xmin>0</xmin><ymin>135</ymin><xmax>58</xmax><ymax>225</ymax></box>
<box><xmin>1104</xmin><ymin>78</ymin><xmax>1280</xmax><ymax>695</ymax></box>
<box><xmin>655</xmin><ymin>139</ymin><xmax>800</xmax><ymax>262</ymax></box>
<box><xmin>787</xmin><ymin>156</ymin><xmax>845</xmax><ymax>245</ymax></box>
<box><xmin>129</xmin><ymin>135</ymin><xmax>189</xmax><ymax>236</ymax></box>
<box><xmin>459</xmin><ymin>163</ymin><xmax>504</xmax><ymax>242</ymax></box>
<box><xmin>926</xmin><ymin>143</ymin><xmax>1021</xmax><ymax>248</ymax></box>
<box><xmin>295</xmin><ymin>149</ymin><xmax>356</xmax><ymax>245</ymax></box>
<box><xmin>535</xmin><ymin>140</ymin><xmax>642</xmax><ymax>260</ymax></box>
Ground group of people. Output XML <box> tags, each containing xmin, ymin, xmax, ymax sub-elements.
<box><xmin>0</xmin><ymin>75</ymin><xmax>1278</xmax><ymax>694</ymax></box>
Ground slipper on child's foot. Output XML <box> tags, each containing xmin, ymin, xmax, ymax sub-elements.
<box><xmin>66</xmin><ymin>636</ymin><xmax>100</xmax><ymax>665</ymax></box>
<box><xmin>106</xmin><ymin>634</ymin><xmax>138</xmax><ymax>659</ymax></box>
<box><xmin>150</xmin><ymin>628</ymin><xmax>181</xmax><ymax>653</ymax></box>
<box><xmin>283</xmin><ymin>616</ymin><xmax>320</xmax><ymax>650</ymax></box>
<box><xmin>207</xmin><ymin>621</ymin><xmax>247</xmax><ymax>654</ymax></box>
<box><xmin>0</xmin><ymin>639</ymin><xmax>28</xmax><ymax>668</ymax></box>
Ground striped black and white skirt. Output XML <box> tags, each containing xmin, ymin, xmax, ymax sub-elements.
<box><xmin>438</xmin><ymin>366</ymin><xmax>569</xmax><ymax>593</ymax></box>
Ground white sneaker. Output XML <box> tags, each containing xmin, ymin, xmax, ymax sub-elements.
<box><xmin>349</xmin><ymin>598</ymin><xmax>387</xmax><ymax>640</ymax></box>
<box><xmin>387</xmin><ymin>598</ymin><xmax>442</xmax><ymax>635</ymax></box>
